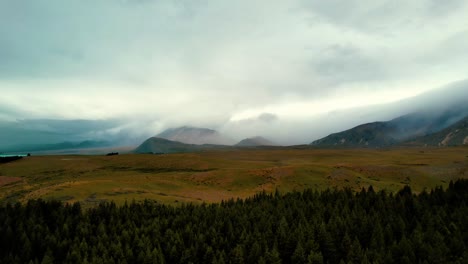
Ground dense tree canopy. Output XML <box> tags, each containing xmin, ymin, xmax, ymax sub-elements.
<box><xmin>1</xmin><ymin>180</ymin><xmax>467</xmax><ymax>263</ymax></box>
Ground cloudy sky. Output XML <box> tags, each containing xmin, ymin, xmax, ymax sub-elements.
<box><xmin>1</xmin><ymin>0</ymin><xmax>468</xmax><ymax>145</ymax></box>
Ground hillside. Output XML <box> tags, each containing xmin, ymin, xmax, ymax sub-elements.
<box><xmin>134</xmin><ymin>137</ymin><xmax>228</xmax><ymax>154</ymax></box>
<box><xmin>134</xmin><ymin>137</ymin><xmax>201</xmax><ymax>153</ymax></box>
<box><xmin>235</xmin><ymin>136</ymin><xmax>276</xmax><ymax>147</ymax></box>
<box><xmin>405</xmin><ymin>116</ymin><xmax>468</xmax><ymax>146</ymax></box>
<box><xmin>311</xmin><ymin>122</ymin><xmax>397</xmax><ymax>147</ymax></box>
<box><xmin>157</xmin><ymin>126</ymin><xmax>233</xmax><ymax>145</ymax></box>
<box><xmin>311</xmin><ymin>109</ymin><xmax>468</xmax><ymax>147</ymax></box>
<box><xmin>0</xmin><ymin>140</ymin><xmax>111</xmax><ymax>154</ymax></box>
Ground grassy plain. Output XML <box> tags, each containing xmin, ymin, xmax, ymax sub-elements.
<box><xmin>1</xmin><ymin>147</ymin><xmax>467</xmax><ymax>206</ymax></box>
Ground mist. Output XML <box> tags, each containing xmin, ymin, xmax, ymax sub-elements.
<box><xmin>219</xmin><ymin>80</ymin><xmax>468</xmax><ymax>145</ymax></box>
<box><xmin>1</xmin><ymin>1</ymin><xmax>468</xmax><ymax>148</ymax></box>
<box><xmin>1</xmin><ymin>79</ymin><xmax>466</xmax><ymax>149</ymax></box>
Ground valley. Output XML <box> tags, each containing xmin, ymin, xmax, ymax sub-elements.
<box><xmin>1</xmin><ymin>146</ymin><xmax>467</xmax><ymax>206</ymax></box>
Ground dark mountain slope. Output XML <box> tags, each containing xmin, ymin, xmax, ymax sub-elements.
<box><xmin>235</xmin><ymin>136</ymin><xmax>276</xmax><ymax>147</ymax></box>
<box><xmin>311</xmin><ymin>108</ymin><xmax>468</xmax><ymax>147</ymax></box>
<box><xmin>134</xmin><ymin>137</ymin><xmax>228</xmax><ymax>154</ymax></box>
<box><xmin>405</xmin><ymin>116</ymin><xmax>468</xmax><ymax>146</ymax></box>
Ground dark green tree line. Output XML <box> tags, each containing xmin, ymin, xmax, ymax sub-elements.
<box><xmin>1</xmin><ymin>179</ymin><xmax>467</xmax><ymax>263</ymax></box>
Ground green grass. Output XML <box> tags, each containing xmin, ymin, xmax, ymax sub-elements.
<box><xmin>1</xmin><ymin>147</ymin><xmax>467</xmax><ymax>206</ymax></box>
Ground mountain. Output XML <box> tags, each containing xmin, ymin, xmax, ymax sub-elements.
<box><xmin>311</xmin><ymin>108</ymin><xmax>468</xmax><ymax>147</ymax></box>
<box><xmin>311</xmin><ymin>122</ymin><xmax>395</xmax><ymax>147</ymax></box>
<box><xmin>134</xmin><ymin>137</ymin><xmax>228</xmax><ymax>154</ymax></box>
<box><xmin>235</xmin><ymin>136</ymin><xmax>276</xmax><ymax>147</ymax></box>
<box><xmin>405</xmin><ymin>116</ymin><xmax>468</xmax><ymax>146</ymax></box>
<box><xmin>156</xmin><ymin>126</ymin><xmax>233</xmax><ymax>145</ymax></box>
<box><xmin>134</xmin><ymin>137</ymin><xmax>201</xmax><ymax>154</ymax></box>
<box><xmin>0</xmin><ymin>140</ymin><xmax>111</xmax><ymax>153</ymax></box>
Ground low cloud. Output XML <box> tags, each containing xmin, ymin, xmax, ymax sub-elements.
<box><xmin>258</xmin><ymin>113</ymin><xmax>279</xmax><ymax>123</ymax></box>
<box><xmin>1</xmin><ymin>1</ymin><xmax>467</xmax><ymax>145</ymax></box>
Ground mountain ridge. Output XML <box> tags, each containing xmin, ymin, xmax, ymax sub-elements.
<box><xmin>156</xmin><ymin>126</ymin><xmax>233</xmax><ymax>145</ymax></box>
<box><xmin>0</xmin><ymin>140</ymin><xmax>111</xmax><ymax>153</ymax></box>
<box><xmin>134</xmin><ymin>137</ymin><xmax>229</xmax><ymax>154</ymax></box>
<box><xmin>311</xmin><ymin>108</ymin><xmax>468</xmax><ymax>147</ymax></box>
<box><xmin>235</xmin><ymin>136</ymin><xmax>276</xmax><ymax>147</ymax></box>
<box><xmin>404</xmin><ymin>116</ymin><xmax>468</xmax><ymax>146</ymax></box>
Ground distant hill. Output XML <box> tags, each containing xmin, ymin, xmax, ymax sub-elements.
<box><xmin>235</xmin><ymin>136</ymin><xmax>276</xmax><ymax>147</ymax></box>
<box><xmin>134</xmin><ymin>137</ymin><xmax>228</xmax><ymax>154</ymax></box>
<box><xmin>156</xmin><ymin>126</ymin><xmax>233</xmax><ymax>145</ymax></box>
<box><xmin>404</xmin><ymin>116</ymin><xmax>468</xmax><ymax>146</ymax></box>
<box><xmin>0</xmin><ymin>140</ymin><xmax>111</xmax><ymax>153</ymax></box>
<box><xmin>311</xmin><ymin>122</ymin><xmax>396</xmax><ymax>147</ymax></box>
<box><xmin>311</xmin><ymin>109</ymin><xmax>468</xmax><ymax>147</ymax></box>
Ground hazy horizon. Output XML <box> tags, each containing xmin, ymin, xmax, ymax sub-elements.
<box><xmin>1</xmin><ymin>1</ymin><xmax>468</xmax><ymax>147</ymax></box>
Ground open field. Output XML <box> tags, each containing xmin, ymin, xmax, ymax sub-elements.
<box><xmin>1</xmin><ymin>147</ymin><xmax>467</xmax><ymax>206</ymax></box>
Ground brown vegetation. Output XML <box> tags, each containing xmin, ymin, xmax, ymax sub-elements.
<box><xmin>0</xmin><ymin>146</ymin><xmax>467</xmax><ymax>206</ymax></box>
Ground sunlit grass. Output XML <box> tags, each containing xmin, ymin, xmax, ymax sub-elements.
<box><xmin>0</xmin><ymin>147</ymin><xmax>467</xmax><ymax>206</ymax></box>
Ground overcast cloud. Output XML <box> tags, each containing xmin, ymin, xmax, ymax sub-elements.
<box><xmin>1</xmin><ymin>0</ymin><xmax>467</xmax><ymax>145</ymax></box>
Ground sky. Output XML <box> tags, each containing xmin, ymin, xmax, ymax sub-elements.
<box><xmin>1</xmin><ymin>0</ymin><xmax>468</xmax><ymax>146</ymax></box>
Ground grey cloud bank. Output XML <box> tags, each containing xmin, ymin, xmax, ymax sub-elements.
<box><xmin>0</xmin><ymin>0</ymin><xmax>467</xmax><ymax>146</ymax></box>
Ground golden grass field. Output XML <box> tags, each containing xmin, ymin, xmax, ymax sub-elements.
<box><xmin>1</xmin><ymin>147</ymin><xmax>467</xmax><ymax>206</ymax></box>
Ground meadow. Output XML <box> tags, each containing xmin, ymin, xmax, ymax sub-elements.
<box><xmin>1</xmin><ymin>147</ymin><xmax>467</xmax><ymax>206</ymax></box>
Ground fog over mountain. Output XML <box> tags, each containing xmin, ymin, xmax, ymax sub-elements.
<box><xmin>156</xmin><ymin>126</ymin><xmax>234</xmax><ymax>145</ymax></box>
<box><xmin>235</xmin><ymin>136</ymin><xmax>276</xmax><ymax>147</ymax></box>
<box><xmin>405</xmin><ymin>116</ymin><xmax>468</xmax><ymax>147</ymax></box>
<box><xmin>1</xmin><ymin>1</ymin><xmax>468</xmax><ymax>149</ymax></box>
